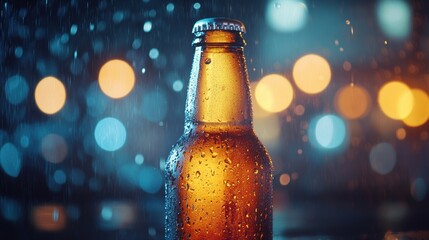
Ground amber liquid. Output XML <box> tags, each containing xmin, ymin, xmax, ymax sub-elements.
<box><xmin>166</xmin><ymin>30</ymin><xmax>273</xmax><ymax>239</ymax></box>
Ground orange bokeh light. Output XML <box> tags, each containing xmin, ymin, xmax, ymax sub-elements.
<box><xmin>98</xmin><ymin>59</ymin><xmax>135</xmax><ymax>99</ymax></box>
<box><xmin>34</xmin><ymin>76</ymin><xmax>66</xmax><ymax>114</ymax></box>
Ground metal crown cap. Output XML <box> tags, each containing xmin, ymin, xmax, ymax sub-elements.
<box><xmin>192</xmin><ymin>18</ymin><xmax>246</xmax><ymax>34</ymax></box>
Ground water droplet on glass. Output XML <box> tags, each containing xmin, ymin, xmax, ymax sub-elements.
<box><xmin>274</xmin><ymin>2</ymin><xmax>281</xmax><ymax>8</ymax></box>
<box><xmin>205</xmin><ymin>58</ymin><xmax>211</xmax><ymax>64</ymax></box>
<box><xmin>224</xmin><ymin>158</ymin><xmax>232</xmax><ymax>164</ymax></box>
<box><xmin>195</xmin><ymin>171</ymin><xmax>201</xmax><ymax>178</ymax></box>
<box><xmin>201</xmin><ymin>152</ymin><xmax>205</xmax><ymax>157</ymax></box>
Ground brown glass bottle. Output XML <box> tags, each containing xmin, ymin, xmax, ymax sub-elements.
<box><xmin>165</xmin><ymin>18</ymin><xmax>273</xmax><ymax>240</ymax></box>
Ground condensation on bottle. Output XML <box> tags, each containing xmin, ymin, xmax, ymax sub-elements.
<box><xmin>165</xmin><ymin>18</ymin><xmax>273</xmax><ymax>240</ymax></box>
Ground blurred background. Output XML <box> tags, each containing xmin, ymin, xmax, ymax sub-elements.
<box><xmin>1</xmin><ymin>0</ymin><xmax>429</xmax><ymax>239</ymax></box>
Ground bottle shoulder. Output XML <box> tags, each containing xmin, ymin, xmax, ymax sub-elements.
<box><xmin>167</xmin><ymin>127</ymin><xmax>271</xmax><ymax>163</ymax></box>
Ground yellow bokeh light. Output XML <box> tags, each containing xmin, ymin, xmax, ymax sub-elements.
<box><xmin>403</xmin><ymin>89</ymin><xmax>429</xmax><ymax>127</ymax></box>
<box><xmin>335</xmin><ymin>84</ymin><xmax>371</xmax><ymax>120</ymax></box>
<box><xmin>378</xmin><ymin>81</ymin><xmax>414</xmax><ymax>120</ymax></box>
<box><xmin>35</xmin><ymin>76</ymin><xmax>66</xmax><ymax>114</ymax></box>
<box><xmin>250</xmin><ymin>82</ymin><xmax>272</xmax><ymax>118</ymax></box>
<box><xmin>292</xmin><ymin>54</ymin><xmax>331</xmax><ymax>94</ymax></box>
<box><xmin>98</xmin><ymin>59</ymin><xmax>135</xmax><ymax>99</ymax></box>
<box><xmin>255</xmin><ymin>74</ymin><xmax>294</xmax><ymax>113</ymax></box>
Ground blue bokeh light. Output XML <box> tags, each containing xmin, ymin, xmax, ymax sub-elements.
<box><xmin>149</xmin><ymin>48</ymin><xmax>159</xmax><ymax>59</ymax></box>
<box><xmin>309</xmin><ymin>114</ymin><xmax>347</xmax><ymax>150</ymax></box>
<box><xmin>54</xmin><ymin>170</ymin><xmax>67</xmax><ymax>184</ymax></box>
<box><xmin>193</xmin><ymin>2</ymin><xmax>201</xmax><ymax>10</ymax></box>
<box><xmin>143</xmin><ymin>21</ymin><xmax>152</xmax><ymax>32</ymax></box>
<box><xmin>369</xmin><ymin>142</ymin><xmax>396</xmax><ymax>175</ymax></box>
<box><xmin>5</xmin><ymin>75</ymin><xmax>29</xmax><ymax>105</ymax></box>
<box><xmin>0</xmin><ymin>143</ymin><xmax>22</xmax><ymax>178</ymax></box>
<box><xmin>94</xmin><ymin>117</ymin><xmax>127</xmax><ymax>152</ymax></box>
<box><xmin>135</xmin><ymin>154</ymin><xmax>144</xmax><ymax>165</ymax></box>
<box><xmin>172</xmin><ymin>80</ymin><xmax>184</xmax><ymax>92</ymax></box>
<box><xmin>70</xmin><ymin>24</ymin><xmax>78</xmax><ymax>35</ymax></box>
<box><xmin>376</xmin><ymin>0</ymin><xmax>411</xmax><ymax>40</ymax></box>
<box><xmin>139</xmin><ymin>166</ymin><xmax>163</xmax><ymax>194</ymax></box>
<box><xmin>101</xmin><ymin>206</ymin><xmax>113</xmax><ymax>220</ymax></box>
<box><xmin>98</xmin><ymin>202</ymin><xmax>136</xmax><ymax>229</ymax></box>
<box><xmin>112</xmin><ymin>11</ymin><xmax>125</xmax><ymax>23</ymax></box>
<box><xmin>166</xmin><ymin>3</ymin><xmax>175</xmax><ymax>12</ymax></box>
<box><xmin>0</xmin><ymin>198</ymin><xmax>22</xmax><ymax>222</ymax></box>
<box><xmin>411</xmin><ymin>178</ymin><xmax>426</xmax><ymax>202</ymax></box>
<box><xmin>266</xmin><ymin>0</ymin><xmax>308</xmax><ymax>32</ymax></box>
<box><xmin>14</xmin><ymin>47</ymin><xmax>23</xmax><ymax>58</ymax></box>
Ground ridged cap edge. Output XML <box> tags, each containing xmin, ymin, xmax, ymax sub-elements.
<box><xmin>192</xmin><ymin>18</ymin><xmax>246</xmax><ymax>33</ymax></box>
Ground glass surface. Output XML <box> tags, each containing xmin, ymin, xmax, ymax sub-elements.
<box><xmin>1</xmin><ymin>0</ymin><xmax>429</xmax><ymax>239</ymax></box>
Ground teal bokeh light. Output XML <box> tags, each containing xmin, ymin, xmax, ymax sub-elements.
<box><xmin>266</xmin><ymin>0</ymin><xmax>308</xmax><ymax>33</ymax></box>
<box><xmin>94</xmin><ymin>117</ymin><xmax>127</xmax><ymax>152</ymax></box>
<box><xmin>0</xmin><ymin>143</ymin><xmax>22</xmax><ymax>178</ymax></box>
<box><xmin>309</xmin><ymin>114</ymin><xmax>347</xmax><ymax>150</ymax></box>
<box><xmin>376</xmin><ymin>0</ymin><xmax>411</xmax><ymax>40</ymax></box>
<box><xmin>5</xmin><ymin>75</ymin><xmax>29</xmax><ymax>105</ymax></box>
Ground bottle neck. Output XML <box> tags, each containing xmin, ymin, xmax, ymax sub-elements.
<box><xmin>185</xmin><ymin>31</ymin><xmax>252</xmax><ymax>131</ymax></box>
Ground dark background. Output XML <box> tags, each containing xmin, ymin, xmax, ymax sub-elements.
<box><xmin>1</xmin><ymin>0</ymin><xmax>429</xmax><ymax>239</ymax></box>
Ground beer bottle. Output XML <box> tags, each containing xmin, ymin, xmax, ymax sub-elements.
<box><xmin>165</xmin><ymin>18</ymin><xmax>273</xmax><ymax>240</ymax></box>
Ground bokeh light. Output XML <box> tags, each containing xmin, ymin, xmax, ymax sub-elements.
<box><xmin>369</xmin><ymin>142</ymin><xmax>396</xmax><ymax>175</ymax></box>
<box><xmin>279</xmin><ymin>173</ymin><xmax>291</xmax><ymax>186</ymax></box>
<box><xmin>5</xmin><ymin>75</ymin><xmax>29</xmax><ymax>105</ymax></box>
<box><xmin>139</xmin><ymin>166</ymin><xmax>163</xmax><ymax>194</ymax></box>
<box><xmin>396</xmin><ymin>128</ymin><xmax>406</xmax><ymax>140</ymax></box>
<box><xmin>308</xmin><ymin>114</ymin><xmax>348</xmax><ymax>149</ymax></box>
<box><xmin>0</xmin><ymin>198</ymin><xmax>22</xmax><ymax>221</ymax></box>
<box><xmin>378</xmin><ymin>81</ymin><xmax>414</xmax><ymax>120</ymax></box>
<box><xmin>135</xmin><ymin>154</ymin><xmax>144</xmax><ymax>165</ymax></box>
<box><xmin>335</xmin><ymin>84</ymin><xmax>371</xmax><ymax>120</ymax></box>
<box><xmin>309</xmin><ymin>114</ymin><xmax>347</xmax><ymax>149</ymax></box>
<box><xmin>172</xmin><ymin>80</ymin><xmax>184</xmax><ymax>92</ymax></box>
<box><xmin>255</xmin><ymin>74</ymin><xmax>294</xmax><ymax>113</ymax></box>
<box><xmin>41</xmin><ymin>134</ymin><xmax>68</xmax><ymax>164</ymax></box>
<box><xmin>376</xmin><ymin>0</ymin><xmax>412</xmax><ymax>40</ymax></box>
<box><xmin>254</xmin><ymin>114</ymin><xmax>281</xmax><ymax>149</ymax></box>
<box><xmin>99</xmin><ymin>202</ymin><xmax>136</xmax><ymax>229</ymax></box>
<box><xmin>193</xmin><ymin>2</ymin><xmax>201</xmax><ymax>10</ymax></box>
<box><xmin>143</xmin><ymin>21</ymin><xmax>152</xmax><ymax>32</ymax></box>
<box><xmin>98</xmin><ymin>59</ymin><xmax>135</xmax><ymax>99</ymax></box>
<box><xmin>293</xmin><ymin>54</ymin><xmax>331</xmax><ymax>94</ymax></box>
<box><xmin>35</xmin><ymin>76</ymin><xmax>67</xmax><ymax>114</ymax></box>
<box><xmin>266</xmin><ymin>0</ymin><xmax>308</xmax><ymax>32</ymax></box>
<box><xmin>250</xmin><ymin>82</ymin><xmax>271</xmax><ymax>118</ymax></box>
<box><xmin>53</xmin><ymin>170</ymin><xmax>67</xmax><ymax>184</ymax></box>
<box><xmin>94</xmin><ymin>117</ymin><xmax>127</xmax><ymax>152</ymax></box>
<box><xmin>402</xmin><ymin>89</ymin><xmax>429</xmax><ymax>127</ymax></box>
<box><xmin>410</xmin><ymin>178</ymin><xmax>426</xmax><ymax>202</ymax></box>
<box><xmin>0</xmin><ymin>143</ymin><xmax>22</xmax><ymax>178</ymax></box>
<box><xmin>149</xmin><ymin>48</ymin><xmax>160</xmax><ymax>59</ymax></box>
<box><xmin>32</xmin><ymin>205</ymin><xmax>66</xmax><ymax>231</ymax></box>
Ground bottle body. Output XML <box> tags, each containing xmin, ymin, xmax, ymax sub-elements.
<box><xmin>165</xmin><ymin>18</ymin><xmax>273</xmax><ymax>239</ymax></box>
<box><xmin>165</xmin><ymin>125</ymin><xmax>272</xmax><ymax>239</ymax></box>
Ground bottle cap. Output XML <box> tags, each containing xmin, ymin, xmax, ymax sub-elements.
<box><xmin>192</xmin><ymin>18</ymin><xmax>246</xmax><ymax>33</ymax></box>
